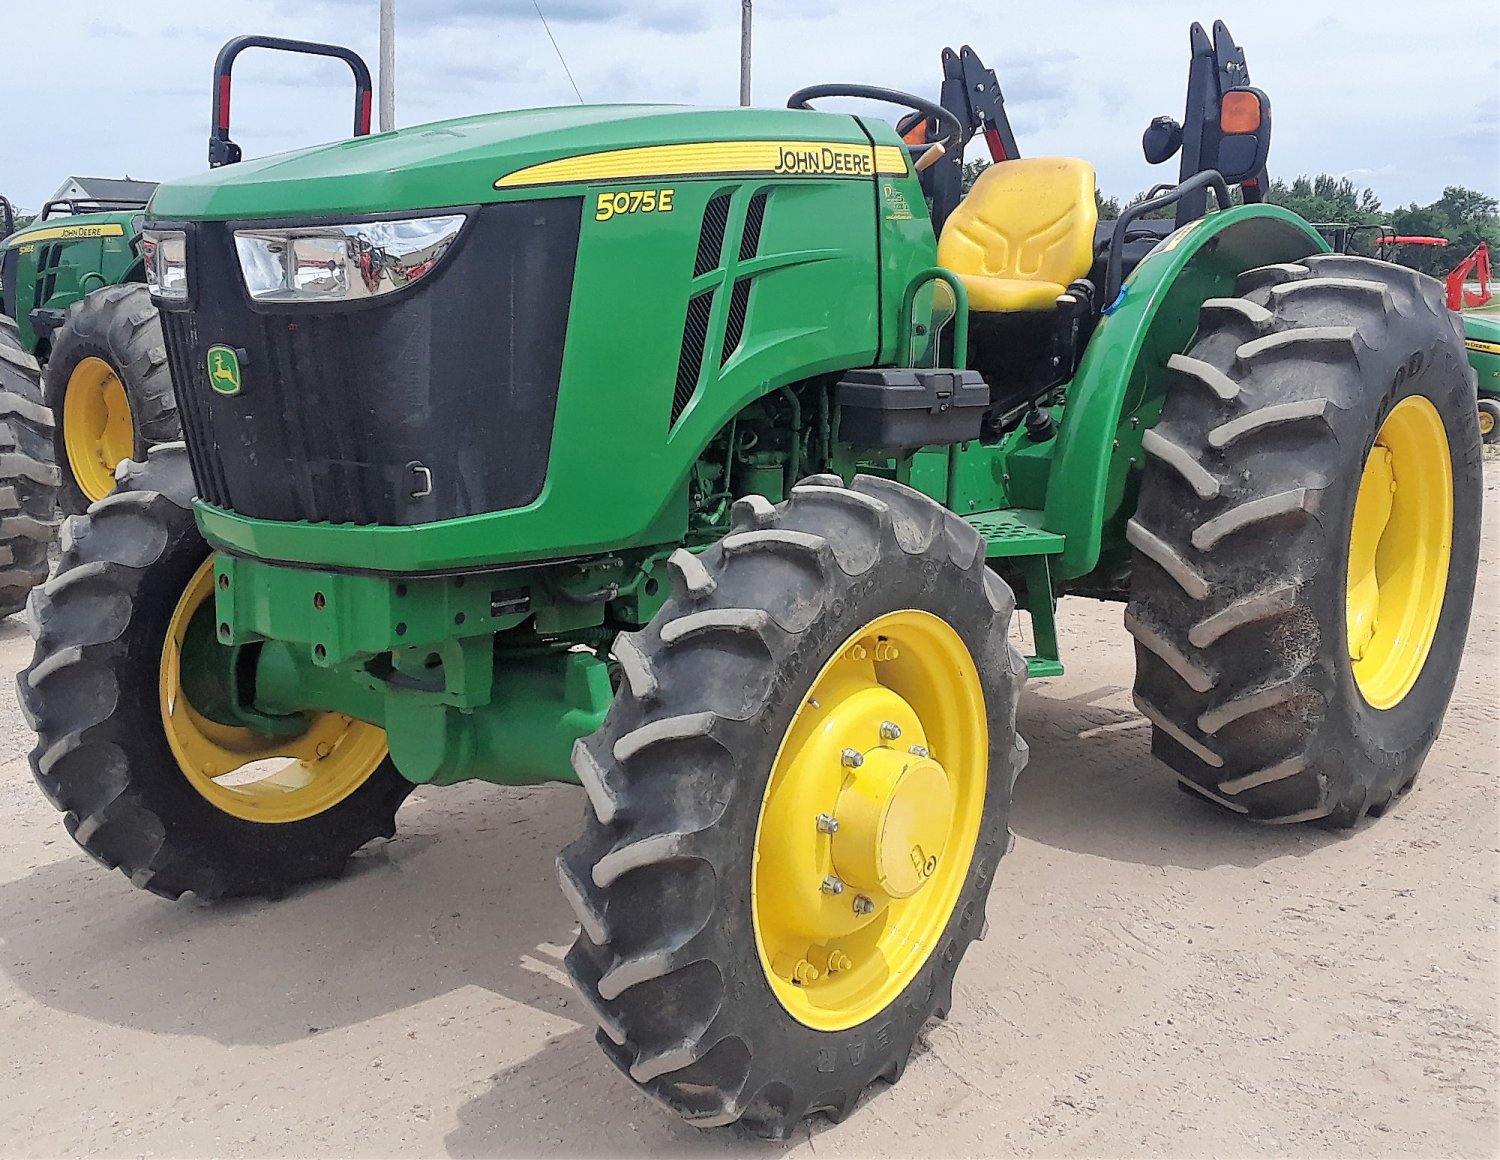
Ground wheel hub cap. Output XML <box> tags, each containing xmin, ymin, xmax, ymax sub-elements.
<box><xmin>832</xmin><ymin>747</ymin><xmax>952</xmax><ymax>899</ymax></box>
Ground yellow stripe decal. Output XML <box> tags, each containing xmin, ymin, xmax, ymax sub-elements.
<box><xmin>10</xmin><ymin>222</ymin><xmax>127</xmax><ymax>245</ymax></box>
<box><xmin>496</xmin><ymin>141</ymin><xmax>909</xmax><ymax>189</ymax></box>
<box><xmin>1466</xmin><ymin>338</ymin><xmax>1500</xmax><ymax>356</ymax></box>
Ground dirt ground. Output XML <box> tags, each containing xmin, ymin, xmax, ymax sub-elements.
<box><xmin>0</xmin><ymin>466</ymin><xmax>1495</xmax><ymax>1160</ymax></box>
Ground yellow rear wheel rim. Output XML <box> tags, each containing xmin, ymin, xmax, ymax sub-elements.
<box><xmin>63</xmin><ymin>356</ymin><xmax>136</xmax><ymax>503</ymax></box>
<box><xmin>752</xmin><ymin>610</ymin><xmax>988</xmax><ymax>1031</ymax></box>
<box><xmin>1479</xmin><ymin>407</ymin><xmax>1495</xmax><ymax>436</ymax></box>
<box><xmin>160</xmin><ymin>560</ymin><xmax>389</xmax><ymax>824</ymax></box>
<box><xmin>1345</xmin><ymin>395</ymin><xmax>1453</xmax><ymax>710</ymax></box>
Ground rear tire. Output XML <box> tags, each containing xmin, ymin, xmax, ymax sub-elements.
<box><xmin>559</xmin><ymin>475</ymin><xmax>1027</xmax><ymax>1136</ymax></box>
<box><xmin>0</xmin><ymin>315</ymin><xmax>59</xmax><ymax>618</ymax></box>
<box><xmin>18</xmin><ymin>443</ymin><xmax>412</xmax><ymax>900</ymax></box>
<box><xmin>1127</xmin><ymin>255</ymin><xmax>1481</xmax><ymax>827</ymax></box>
<box><xmin>43</xmin><ymin>284</ymin><xmax>178</xmax><ymax>513</ymax></box>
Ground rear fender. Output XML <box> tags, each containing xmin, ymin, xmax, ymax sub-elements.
<box><xmin>1045</xmin><ymin>204</ymin><xmax>1327</xmax><ymax>580</ymax></box>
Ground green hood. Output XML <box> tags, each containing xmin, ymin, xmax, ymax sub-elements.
<box><xmin>147</xmin><ymin>103</ymin><xmax>882</xmax><ymax>222</ymax></box>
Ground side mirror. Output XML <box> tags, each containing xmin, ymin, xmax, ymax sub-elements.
<box><xmin>1213</xmin><ymin>87</ymin><xmax>1271</xmax><ymax>184</ymax></box>
<box><xmin>1142</xmin><ymin>116</ymin><xmax>1183</xmax><ymax>165</ymax></box>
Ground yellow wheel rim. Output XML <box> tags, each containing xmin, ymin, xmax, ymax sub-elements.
<box><xmin>160</xmin><ymin>560</ymin><xmax>389</xmax><ymax>824</ymax></box>
<box><xmin>1479</xmin><ymin>407</ymin><xmax>1495</xmax><ymax>436</ymax></box>
<box><xmin>1346</xmin><ymin>395</ymin><xmax>1453</xmax><ymax>710</ymax></box>
<box><xmin>63</xmin><ymin>356</ymin><xmax>136</xmax><ymax>503</ymax></box>
<box><xmin>751</xmin><ymin>610</ymin><xmax>988</xmax><ymax>1031</ymax></box>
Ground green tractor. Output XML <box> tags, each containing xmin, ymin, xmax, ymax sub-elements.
<box><xmin>19</xmin><ymin>19</ymin><xmax>1481</xmax><ymax>1136</ymax></box>
<box><xmin>0</xmin><ymin>36</ymin><xmax>375</xmax><ymax>575</ymax></box>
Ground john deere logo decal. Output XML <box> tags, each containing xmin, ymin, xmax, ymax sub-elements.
<box><xmin>207</xmin><ymin>346</ymin><xmax>242</xmax><ymax>396</ymax></box>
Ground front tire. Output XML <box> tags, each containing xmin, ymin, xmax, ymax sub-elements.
<box><xmin>18</xmin><ymin>443</ymin><xmax>413</xmax><ymax>900</ymax></box>
<box><xmin>559</xmin><ymin>475</ymin><xmax>1027</xmax><ymax>1136</ymax></box>
<box><xmin>1127</xmin><ymin>255</ymin><xmax>1481</xmax><ymax>826</ymax></box>
<box><xmin>43</xmin><ymin>284</ymin><xmax>178</xmax><ymax>512</ymax></box>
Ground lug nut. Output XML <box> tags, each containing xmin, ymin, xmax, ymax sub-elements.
<box><xmin>880</xmin><ymin>721</ymin><xmax>902</xmax><ymax>741</ymax></box>
<box><xmin>908</xmin><ymin>744</ymin><xmax>930</xmax><ymax>758</ymax></box>
<box><xmin>852</xmin><ymin>895</ymin><xmax>876</xmax><ymax>915</ymax></box>
<box><xmin>874</xmin><ymin>641</ymin><xmax>900</xmax><ymax>662</ymax></box>
<box><xmin>847</xmin><ymin>643</ymin><xmax>869</xmax><ymax>662</ymax></box>
<box><xmin>841</xmin><ymin>748</ymin><xmax>864</xmax><ymax>769</ymax></box>
<box><xmin>827</xmin><ymin>951</ymin><xmax>853</xmax><ymax>973</ymax></box>
<box><xmin>791</xmin><ymin>959</ymin><xmax>821</xmax><ymax>985</ymax></box>
<box><xmin>821</xmin><ymin>876</ymin><xmax>845</xmax><ymax>895</ymax></box>
<box><xmin>816</xmin><ymin>813</ymin><xmax>840</xmax><ymax>834</ymax></box>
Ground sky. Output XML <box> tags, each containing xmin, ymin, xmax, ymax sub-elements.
<box><xmin>1</xmin><ymin>0</ymin><xmax>1496</xmax><ymax>214</ymax></box>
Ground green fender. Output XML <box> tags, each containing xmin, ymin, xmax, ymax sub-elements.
<box><xmin>1044</xmin><ymin>204</ymin><xmax>1329</xmax><ymax>581</ymax></box>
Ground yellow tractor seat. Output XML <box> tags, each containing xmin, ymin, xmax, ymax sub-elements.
<box><xmin>938</xmin><ymin>158</ymin><xmax>1100</xmax><ymax>313</ymax></box>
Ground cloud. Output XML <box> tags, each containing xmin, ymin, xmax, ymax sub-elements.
<box><xmin>0</xmin><ymin>0</ymin><xmax>1495</xmax><ymax>212</ymax></box>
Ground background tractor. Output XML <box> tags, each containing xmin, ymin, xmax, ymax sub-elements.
<box><xmin>0</xmin><ymin>36</ymin><xmax>376</xmax><ymax>614</ymax></box>
<box><xmin>19</xmin><ymin>19</ymin><xmax>1481</xmax><ymax>1138</ymax></box>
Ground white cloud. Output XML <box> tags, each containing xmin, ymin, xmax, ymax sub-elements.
<box><xmin>1</xmin><ymin>0</ymin><xmax>1495</xmax><ymax>211</ymax></box>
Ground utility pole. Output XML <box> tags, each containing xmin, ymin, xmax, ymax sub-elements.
<box><xmin>739</xmin><ymin>0</ymin><xmax>752</xmax><ymax>107</ymax></box>
<box><xmin>379</xmin><ymin>0</ymin><xmax>396</xmax><ymax>132</ymax></box>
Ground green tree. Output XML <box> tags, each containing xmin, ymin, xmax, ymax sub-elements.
<box><xmin>1267</xmin><ymin>174</ymin><xmax>1383</xmax><ymax>227</ymax></box>
<box><xmin>1388</xmin><ymin>187</ymin><xmax>1500</xmax><ymax>276</ymax></box>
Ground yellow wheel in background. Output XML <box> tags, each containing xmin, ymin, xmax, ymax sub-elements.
<box><xmin>62</xmin><ymin>355</ymin><xmax>135</xmax><ymax>503</ymax></box>
<box><xmin>752</xmin><ymin>609</ymin><xmax>988</xmax><ymax>1031</ymax></box>
<box><xmin>1345</xmin><ymin>396</ymin><xmax>1453</xmax><ymax>710</ymax></box>
<box><xmin>160</xmin><ymin>560</ymin><xmax>388</xmax><ymax>824</ymax></box>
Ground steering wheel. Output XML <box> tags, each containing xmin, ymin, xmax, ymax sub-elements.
<box><xmin>786</xmin><ymin>84</ymin><xmax>965</xmax><ymax>159</ymax></box>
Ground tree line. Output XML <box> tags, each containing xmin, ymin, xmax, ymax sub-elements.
<box><xmin>962</xmin><ymin>162</ymin><xmax>1498</xmax><ymax>278</ymax></box>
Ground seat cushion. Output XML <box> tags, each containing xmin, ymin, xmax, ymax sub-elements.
<box><xmin>938</xmin><ymin>157</ymin><xmax>1099</xmax><ymax>313</ymax></box>
<box><xmin>957</xmin><ymin>275</ymin><xmax>1069</xmax><ymax>313</ymax></box>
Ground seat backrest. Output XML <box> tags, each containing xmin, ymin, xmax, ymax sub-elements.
<box><xmin>938</xmin><ymin>158</ymin><xmax>1099</xmax><ymax>289</ymax></box>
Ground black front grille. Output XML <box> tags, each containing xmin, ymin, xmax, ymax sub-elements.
<box><xmin>163</xmin><ymin>199</ymin><xmax>582</xmax><ymax>526</ymax></box>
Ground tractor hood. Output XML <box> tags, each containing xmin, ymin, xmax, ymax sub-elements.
<box><xmin>148</xmin><ymin>104</ymin><xmax>887</xmax><ymax>222</ymax></box>
<box><xmin>1</xmin><ymin>209</ymin><xmax>141</xmax><ymax>252</ymax></box>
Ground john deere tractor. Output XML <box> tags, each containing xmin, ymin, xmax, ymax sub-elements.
<box><xmin>0</xmin><ymin>37</ymin><xmax>376</xmax><ymax>615</ymax></box>
<box><xmin>20</xmin><ymin>20</ymin><xmax>1481</xmax><ymax>1136</ymax></box>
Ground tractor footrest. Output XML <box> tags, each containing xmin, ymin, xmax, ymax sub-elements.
<box><xmin>964</xmin><ymin>508</ymin><xmax>1065</xmax><ymax>558</ymax></box>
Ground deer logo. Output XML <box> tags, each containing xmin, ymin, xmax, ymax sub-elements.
<box><xmin>206</xmin><ymin>346</ymin><xmax>242</xmax><ymax>396</ymax></box>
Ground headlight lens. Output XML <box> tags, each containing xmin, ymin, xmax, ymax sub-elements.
<box><xmin>143</xmin><ymin>229</ymin><xmax>189</xmax><ymax>302</ymax></box>
<box><xmin>233</xmin><ymin>214</ymin><xmax>466</xmax><ymax>303</ymax></box>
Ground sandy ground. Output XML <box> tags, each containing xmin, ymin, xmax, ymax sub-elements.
<box><xmin>0</xmin><ymin>468</ymin><xmax>1496</xmax><ymax>1160</ymax></box>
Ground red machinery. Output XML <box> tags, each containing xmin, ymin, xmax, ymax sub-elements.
<box><xmin>1446</xmin><ymin>241</ymin><xmax>1493</xmax><ymax>311</ymax></box>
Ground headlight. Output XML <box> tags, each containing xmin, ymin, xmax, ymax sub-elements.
<box><xmin>143</xmin><ymin>229</ymin><xmax>189</xmax><ymax>302</ymax></box>
<box><xmin>233</xmin><ymin>214</ymin><xmax>466</xmax><ymax>303</ymax></box>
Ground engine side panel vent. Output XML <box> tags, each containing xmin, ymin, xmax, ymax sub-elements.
<box><xmin>672</xmin><ymin>289</ymin><xmax>715</xmax><ymax>424</ymax></box>
<box><xmin>739</xmin><ymin>191</ymin><xmax>769</xmax><ymax>261</ymax></box>
<box><xmin>694</xmin><ymin>193</ymin><xmax>733</xmax><ymax>277</ymax></box>
<box><xmin>721</xmin><ymin>278</ymin><xmax>752</xmax><ymax>366</ymax></box>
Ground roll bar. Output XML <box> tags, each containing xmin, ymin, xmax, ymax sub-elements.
<box><xmin>210</xmin><ymin>35</ymin><xmax>374</xmax><ymax>168</ymax></box>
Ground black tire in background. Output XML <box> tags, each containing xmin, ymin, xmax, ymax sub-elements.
<box><xmin>0</xmin><ymin>315</ymin><xmax>59</xmax><ymax>618</ymax></box>
<box><xmin>18</xmin><ymin>443</ymin><xmax>413</xmax><ymax>900</ymax></box>
<box><xmin>560</xmin><ymin>474</ymin><xmax>1028</xmax><ymax>1137</ymax></box>
<box><xmin>1127</xmin><ymin>254</ymin><xmax>1481</xmax><ymax>827</ymax></box>
<box><xmin>43</xmin><ymin>284</ymin><xmax>178</xmax><ymax>513</ymax></box>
